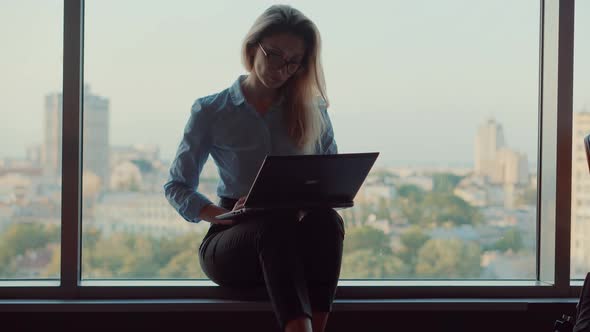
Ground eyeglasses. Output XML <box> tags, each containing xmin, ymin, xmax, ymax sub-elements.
<box><xmin>258</xmin><ymin>43</ymin><xmax>302</xmax><ymax>74</ymax></box>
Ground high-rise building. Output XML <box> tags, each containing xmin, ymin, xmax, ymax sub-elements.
<box><xmin>43</xmin><ymin>94</ymin><xmax>62</xmax><ymax>178</ymax></box>
<box><xmin>571</xmin><ymin>110</ymin><xmax>590</xmax><ymax>277</ymax></box>
<box><xmin>473</xmin><ymin>118</ymin><xmax>531</xmax><ymax>209</ymax></box>
<box><xmin>474</xmin><ymin>118</ymin><xmax>529</xmax><ymax>185</ymax></box>
<box><xmin>43</xmin><ymin>85</ymin><xmax>110</xmax><ymax>188</ymax></box>
<box><xmin>26</xmin><ymin>145</ymin><xmax>42</xmax><ymax>167</ymax></box>
<box><xmin>475</xmin><ymin>118</ymin><xmax>506</xmax><ymax>178</ymax></box>
<box><xmin>492</xmin><ymin>147</ymin><xmax>529</xmax><ymax>186</ymax></box>
<box><xmin>83</xmin><ymin>85</ymin><xmax>110</xmax><ymax>188</ymax></box>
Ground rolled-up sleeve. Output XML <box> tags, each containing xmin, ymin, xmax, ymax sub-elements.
<box><xmin>164</xmin><ymin>100</ymin><xmax>214</xmax><ymax>223</ymax></box>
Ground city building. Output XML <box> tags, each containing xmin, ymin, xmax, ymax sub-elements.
<box><xmin>110</xmin><ymin>161</ymin><xmax>144</xmax><ymax>191</ymax></box>
<box><xmin>43</xmin><ymin>85</ymin><xmax>110</xmax><ymax>188</ymax></box>
<box><xmin>110</xmin><ymin>144</ymin><xmax>160</xmax><ymax>168</ymax></box>
<box><xmin>475</xmin><ymin>118</ymin><xmax>506</xmax><ymax>178</ymax></box>
<box><xmin>571</xmin><ymin>110</ymin><xmax>590</xmax><ymax>277</ymax></box>
<box><xmin>491</xmin><ymin>147</ymin><xmax>529</xmax><ymax>186</ymax></box>
<box><xmin>454</xmin><ymin>176</ymin><xmax>487</xmax><ymax>207</ymax></box>
<box><xmin>42</xmin><ymin>93</ymin><xmax>62</xmax><ymax>179</ymax></box>
<box><xmin>92</xmin><ymin>191</ymin><xmax>207</xmax><ymax>238</ymax></box>
<box><xmin>26</xmin><ymin>145</ymin><xmax>42</xmax><ymax>167</ymax></box>
<box><xmin>472</xmin><ymin>119</ymin><xmax>531</xmax><ymax>208</ymax></box>
<box><xmin>475</xmin><ymin>118</ymin><xmax>529</xmax><ymax>186</ymax></box>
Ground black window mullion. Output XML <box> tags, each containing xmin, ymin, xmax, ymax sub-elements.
<box><xmin>553</xmin><ymin>0</ymin><xmax>575</xmax><ymax>292</ymax></box>
<box><xmin>60</xmin><ymin>0</ymin><xmax>84</xmax><ymax>299</ymax></box>
<box><xmin>538</xmin><ymin>0</ymin><xmax>575</xmax><ymax>295</ymax></box>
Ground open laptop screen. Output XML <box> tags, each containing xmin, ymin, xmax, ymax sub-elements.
<box><xmin>244</xmin><ymin>152</ymin><xmax>379</xmax><ymax>208</ymax></box>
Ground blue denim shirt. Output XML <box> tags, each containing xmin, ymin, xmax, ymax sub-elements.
<box><xmin>164</xmin><ymin>75</ymin><xmax>338</xmax><ymax>223</ymax></box>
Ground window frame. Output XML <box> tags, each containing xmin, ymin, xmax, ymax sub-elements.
<box><xmin>0</xmin><ymin>0</ymin><xmax>582</xmax><ymax>301</ymax></box>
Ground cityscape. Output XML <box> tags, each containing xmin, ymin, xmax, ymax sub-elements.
<box><xmin>0</xmin><ymin>87</ymin><xmax>589</xmax><ymax>280</ymax></box>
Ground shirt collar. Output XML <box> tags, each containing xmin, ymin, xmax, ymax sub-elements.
<box><xmin>229</xmin><ymin>75</ymin><xmax>247</xmax><ymax>106</ymax></box>
<box><xmin>229</xmin><ymin>74</ymin><xmax>286</xmax><ymax>108</ymax></box>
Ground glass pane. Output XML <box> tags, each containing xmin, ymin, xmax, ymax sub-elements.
<box><xmin>83</xmin><ymin>1</ymin><xmax>539</xmax><ymax>280</ymax></box>
<box><xmin>571</xmin><ymin>0</ymin><xmax>590</xmax><ymax>280</ymax></box>
<box><xmin>0</xmin><ymin>1</ymin><xmax>63</xmax><ymax>279</ymax></box>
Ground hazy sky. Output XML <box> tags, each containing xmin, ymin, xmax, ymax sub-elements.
<box><xmin>1</xmin><ymin>1</ymin><xmax>588</xmax><ymax>167</ymax></box>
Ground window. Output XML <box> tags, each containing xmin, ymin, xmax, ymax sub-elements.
<box><xmin>571</xmin><ymin>0</ymin><xmax>590</xmax><ymax>278</ymax></box>
<box><xmin>330</xmin><ymin>1</ymin><xmax>539</xmax><ymax>279</ymax></box>
<box><xmin>0</xmin><ymin>1</ymin><xmax>63</xmax><ymax>279</ymax></box>
<box><xmin>80</xmin><ymin>0</ymin><xmax>539</xmax><ymax>281</ymax></box>
<box><xmin>0</xmin><ymin>0</ymin><xmax>579</xmax><ymax>299</ymax></box>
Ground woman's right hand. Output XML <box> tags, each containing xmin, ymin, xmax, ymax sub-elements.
<box><xmin>210</xmin><ymin>196</ymin><xmax>246</xmax><ymax>226</ymax></box>
<box><xmin>200</xmin><ymin>204</ymin><xmax>235</xmax><ymax>225</ymax></box>
<box><xmin>199</xmin><ymin>196</ymin><xmax>247</xmax><ymax>225</ymax></box>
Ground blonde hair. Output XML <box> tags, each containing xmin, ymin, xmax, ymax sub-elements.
<box><xmin>241</xmin><ymin>5</ymin><xmax>329</xmax><ymax>153</ymax></box>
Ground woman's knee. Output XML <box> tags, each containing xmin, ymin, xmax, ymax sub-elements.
<box><xmin>301</xmin><ymin>208</ymin><xmax>345</xmax><ymax>238</ymax></box>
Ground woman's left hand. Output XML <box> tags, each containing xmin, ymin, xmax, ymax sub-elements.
<box><xmin>232</xmin><ymin>196</ymin><xmax>247</xmax><ymax>211</ymax></box>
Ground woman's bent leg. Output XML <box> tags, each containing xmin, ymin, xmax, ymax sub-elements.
<box><xmin>199</xmin><ymin>213</ymin><xmax>313</xmax><ymax>331</ymax></box>
<box><xmin>298</xmin><ymin>208</ymin><xmax>345</xmax><ymax>326</ymax></box>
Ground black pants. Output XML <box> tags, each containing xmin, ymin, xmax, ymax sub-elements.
<box><xmin>198</xmin><ymin>197</ymin><xmax>345</xmax><ymax>331</ymax></box>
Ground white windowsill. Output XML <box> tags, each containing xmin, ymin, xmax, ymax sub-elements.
<box><xmin>79</xmin><ymin>279</ymin><xmax>549</xmax><ymax>287</ymax></box>
<box><xmin>0</xmin><ymin>279</ymin><xmax>562</xmax><ymax>288</ymax></box>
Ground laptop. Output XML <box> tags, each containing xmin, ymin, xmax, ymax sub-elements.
<box><xmin>215</xmin><ymin>152</ymin><xmax>379</xmax><ymax>220</ymax></box>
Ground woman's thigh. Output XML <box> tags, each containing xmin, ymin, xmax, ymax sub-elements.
<box><xmin>199</xmin><ymin>212</ymin><xmax>299</xmax><ymax>287</ymax></box>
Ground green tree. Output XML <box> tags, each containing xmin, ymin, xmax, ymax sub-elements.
<box><xmin>357</xmin><ymin>204</ymin><xmax>375</xmax><ymax>226</ymax></box>
<box><xmin>344</xmin><ymin>226</ymin><xmax>392</xmax><ymax>255</ymax></box>
<box><xmin>83</xmin><ymin>233</ymin><xmax>131</xmax><ymax>278</ymax></box>
<box><xmin>82</xmin><ymin>227</ymin><xmax>102</xmax><ymax>251</ymax></box>
<box><xmin>340</xmin><ymin>249</ymin><xmax>407</xmax><ymax>278</ymax></box>
<box><xmin>394</xmin><ymin>183</ymin><xmax>483</xmax><ymax>227</ymax></box>
<box><xmin>395</xmin><ymin>184</ymin><xmax>426</xmax><ymax>225</ymax></box>
<box><xmin>130</xmin><ymin>159</ymin><xmax>153</xmax><ymax>173</ymax></box>
<box><xmin>490</xmin><ymin>227</ymin><xmax>524</xmax><ymax>253</ymax></box>
<box><xmin>41</xmin><ymin>244</ymin><xmax>61</xmax><ymax>278</ymax></box>
<box><xmin>80</xmin><ymin>230</ymin><xmax>209</xmax><ymax>278</ymax></box>
<box><xmin>339</xmin><ymin>208</ymin><xmax>357</xmax><ymax>226</ymax></box>
<box><xmin>0</xmin><ymin>223</ymin><xmax>58</xmax><ymax>276</ymax></box>
<box><xmin>152</xmin><ymin>235</ymin><xmax>193</xmax><ymax>267</ymax></box>
<box><xmin>432</xmin><ymin>173</ymin><xmax>463</xmax><ymax>193</ymax></box>
<box><xmin>397</xmin><ymin>184</ymin><xmax>426</xmax><ymax>201</ymax></box>
<box><xmin>128</xmin><ymin>177</ymin><xmax>141</xmax><ymax>192</ymax></box>
<box><xmin>398</xmin><ymin>226</ymin><xmax>430</xmax><ymax>275</ymax></box>
<box><xmin>160</xmin><ymin>250</ymin><xmax>207</xmax><ymax>278</ymax></box>
<box><xmin>415</xmin><ymin>238</ymin><xmax>481</xmax><ymax>278</ymax></box>
<box><xmin>119</xmin><ymin>236</ymin><xmax>162</xmax><ymax>278</ymax></box>
<box><xmin>421</xmin><ymin>193</ymin><xmax>483</xmax><ymax>226</ymax></box>
<box><xmin>372</xmin><ymin>169</ymin><xmax>398</xmax><ymax>184</ymax></box>
<box><xmin>375</xmin><ymin>197</ymin><xmax>392</xmax><ymax>220</ymax></box>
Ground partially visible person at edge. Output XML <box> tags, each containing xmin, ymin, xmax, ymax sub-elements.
<box><xmin>164</xmin><ymin>5</ymin><xmax>344</xmax><ymax>332</ymax></box>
